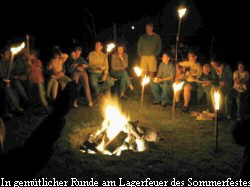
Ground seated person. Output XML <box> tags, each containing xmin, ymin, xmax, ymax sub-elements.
<box><xmin>197</xmin><ymin>64</ymin><xmax>213</xmax><ymax>109</ymax></box>
<box><xmin>28</xmin><ymin>50</ymin><xmax>48</xmax><ymax>113</ymax></box>
<box><xmin>47</xmin><ymin>47</ymin><xmax>71</xmax><ymax>100</ymax></box>
<box><xmin>210</xmin><ymin>59</ymin><xmax>233</xmax><ymax>119</ymax></box>
<box><xmin>67</xmin><ymin>47</ymin><xmax>93</xmax><ymax>107</ymax></box>
<box><xmin>175</xmin><ymin>51</ymin><xmax>202</xmax><ymax>112</ymax></box>
<box><xmin>150</xmin><ymin>52</ymin><xmax>175</xmax><ymax>107</ymax></box>
<box><xmin>88</xmin><ymin>41</ymin><xmax>114</xmax><ymax>97</ymax></box>
<box><xmin>110</xmin><ymin>44</ymin><xmax>134</xmax><ymax>100</ymax></box>
<box><xmin>231</xmin><ymin>61</ymin><xmax>249</xmax><ymax>121</ymax></box>
<box><xmin>12</xmin><ymin>48</ymin><xmax>30</xmax><ymax>104</ymax></box>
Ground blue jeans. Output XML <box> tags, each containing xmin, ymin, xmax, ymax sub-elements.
<box><xmin>111</xmin><ymin>70</ymin><xmax>132</xmax><ymax>94</ymax></box>
<box><xmin>90</xmin><ymin>73</ymin><xmax>114</xmax><ymax>95</ymax></box>
<box><xmin>150</xmin><ymin>81</ymin><xmax>173</xmax><ymax>104</ymax></box>
<box><xmin>14</xmin><ymin>79</ymin><xmax>29</xmax><ymax>101</ymax></box>
<box><xmin>231</xmin><ymin>89</ymin><xmax>247</xmax><ymax>118</ymax></box>
<box><xmin>197</xmin><ymin>86</ymin><xmax>212</xmax><ymax>105</ymax></box>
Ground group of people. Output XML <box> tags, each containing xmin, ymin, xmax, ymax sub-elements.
<box><xmin>0</xmin><ymin>39</ymin><xmax>135</xmax><ymax>119</ymax></box>
<box><xmin>0</xmin><ymin>22</ymin><xmax>249</xmax><ymax>122</ymax></box>
<box><xmin>137</xmin><ymin>23</ymin><xmax>249</xmax><ymax>121</ymax></box>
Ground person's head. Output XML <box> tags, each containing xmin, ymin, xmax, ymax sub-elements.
<box><xmin>162</xmin><ymin>52</ymin><xmax>172</xmax><ymax>63</ymax></box>
<box><xmin>74</xmin><ymin>46</ymin><xmax>82</xmax><ymax>58</ymax></box>
<box><xmin>238</xmin><ymin>61</ymin><xmax>246</xmax><ymax>73</ymax></box>
<box><xmin>202</xmin><ymin>64</ymin><xmax>211</xmax><ymax>75</ymax></box>
<box><xmin>0</xmin><ymin>118</ymin><xmax>5</xmax><ymax>154</ymax></box>
<box><xmin>116</xmin><ymin>44</ymin><xmax>126</xmax><ymax>55</ymax></box>
<box><xmin>210</xmin><ymin>59</ymin><xmax>222</xmax><ymax>69</ymax></box>
<box><xmin>146</xmin><ymin>23</ymin><xmax>154</xmax><ymax>35</ymax></box>
<box><xmin>95</xmin><ymin>41</ymin><xmax>103</xmax><ymax>52</ymax></box>
<box><xmin>52</xmin><ymin>48</ymin><xmax>62</xmax><ymax>59</ymax></box>
<box><xmin>3</xmin><ymin>49</ymin><xmax>11</xmax><ymax>61</ymax></box>
<box><xmin>29</xmin><ymin>49</ymin><xmax>39</xmax><ymax>61</ymax></box>
<box><xmin>71</xmin><ymin>51</ymin><xmax>77</xmax><ymax>60</ymax></box>
<box><xmin>187</xmin><ymin>51</ymin><xmax>198</xmax><ymax>63</ymax></box>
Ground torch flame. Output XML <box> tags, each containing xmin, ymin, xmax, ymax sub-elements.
<box><xmin>10</xmin><ymin>42</ymin><xmax>25</xmax><ymax>55</ymax></box>
<box><xmin>142</xmin><ymin>76</ymin><xmax>150</xmax><ymax>86</ymax></box>
<box><xmin>134</xmin><ymin>66</ymin><xmax>142</xmax><ymax>77</ymax></box>
<box><xmin>178</xmin><ymin>7</ymin><xmax>187</xmax><ymax>18</ymax></box>
<box><xmin>173</xmin><ymin>82</ymin><xmax>184</xmax><ymax>92</ymax></box>
<box><xmin>214</xmin><ymin>91</ymin><xmax>220</xmax><ymax>110</ymax></box>
<box><xmin>107</xmin><ymin>43</ymin><xmax>116</xmax><ymax>53</ymax></box>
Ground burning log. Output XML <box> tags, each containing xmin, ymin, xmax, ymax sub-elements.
<box><xmin>106</xmin><ymin>131</ymin><xmax>128</xmax><ymax>153</ymax></box>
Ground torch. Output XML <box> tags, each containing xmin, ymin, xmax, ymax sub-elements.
<box><xmin>103</xmin><ymin>43</ymin><xmax>116</xmax><ymax>68</ymax></box>
<box><xmin>175</xmin><ymin>6</ymin><xmax>187</xmax><ymax>63</ymax></box>
<box><xmin>134</xmin><ymin>66</ymin><xmax>142</xmax><ymax>77</ymax></box>
<box><xmin>141</xmin><ymin>76</ymin><xmax>150</xmax><ymax>109</ymax></box>
<box><xmin>106</xmin><ymin>43</ymin><xmax>116</xmax><ymax>55</ymax></box>
<box><xmin>214</xmin><ymin>91</ymin><xmax>220</xmax><ymax>150</ymax></box>
<box><xmin>7</xmin><ymin>42</ymin><xmax>25</xmax><ymax>81</ymax></box>
<box><xmin>172</xmin><ymin>81</ymin><xmax>184</xmax><ymax>120</ymax></box>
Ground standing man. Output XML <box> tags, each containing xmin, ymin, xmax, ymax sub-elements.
<box><xmin>137</xmin><ymin>23</ymin><xmax>162</xmax><ymax>79</ymax></box>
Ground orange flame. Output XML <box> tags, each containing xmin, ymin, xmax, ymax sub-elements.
<box><xmin>10</xmin><ymin>42</ymin><xmax>25</xmax><ymax>55</ymax></box>
<box><xmin>134</xmin><ymin>66</ymin><xmax>142</xmax><ymax>77</ymax></box>
<box><xmin>142</xmin><ymin>76</ymin><xmax>150</xmax><ymax>86</ymax></box>
<box><xmin>214</xmin><ymin>91</ymin><xmax>220</xmax><ymax>110</ymax></box>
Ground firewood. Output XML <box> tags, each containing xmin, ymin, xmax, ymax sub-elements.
<box><xmin>106</xmin><ymin>131</ymin><xmax>128</xmax><ymax>153</ymax></box>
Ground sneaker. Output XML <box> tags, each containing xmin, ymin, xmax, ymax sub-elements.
<box><xmin>42</xmin><ymin>107</ymin><xmax>49</xmax><ymax>114</ymax></box>
<box><xmin>88</xmin><ymin>101</ymin><xmax>93</xmax><ymax>107</ymax></box>
<box><xmin>152</xmin><ymin>101</ymin><xmax>161</xmax><ymax>105</ymax></box>
<box><xmin>161</xmin><ymin>102</ymin><xmax>169</xmax><ymax>108</ymax></box>
<box><xmin>182</xmin><ymin>106</ymin><xmax>189</xmax><ymax>113</ymax></box>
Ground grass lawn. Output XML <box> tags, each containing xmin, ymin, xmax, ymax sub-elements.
<box><xmin>37</xmin><ymin>82</ymin><xmax>246</xmax><ymax>182</ymax></box>
<box><xmin>4</xmin><ymin>80</ymin><xmax>247</xmax><ymax>182</ymax></box>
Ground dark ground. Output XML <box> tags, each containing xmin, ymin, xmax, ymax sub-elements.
<box><xmin>3</xmin><ymin>78</ymin><xmax>249</xmax><ymax>181</ymax></box>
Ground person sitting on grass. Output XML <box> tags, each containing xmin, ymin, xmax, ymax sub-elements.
<box><xmin>12</xmin><ymin>48</ymin><xmax>30</xmax><ymax>106</ymax></box>
<box><xmin>28</xmin><ymin>50</ymin><xmax>48</xmax><ymax>113</ymax></box>
<box><xmin>197</xmin><ymin>64</ymin><xmax>213</xmax><ymax>111</ymax></box>
<box><xmin>210</xmin><ymin>58</ymin><xmax>233</xmax><ymax>120</ymax></box>
<box><xmin>231</xmin><ymin>61</ymin><xmax>249</xmax><ymax>121</ymax></box>
<box><xmin>47</xmin><ymin>47</ymin><xmax>71</xmax><ymax>100</ymax></box>
<box><xmin>67</xmin><ymin>47</ymin><xmax>93</xmax><ymax>107</ymax></box>
<box><xmin>110</xmin><ymin>44</ymin><xmax>134</xmax><ymax>100</ymax></box>
<box><xmin>150</xmin><ymin>52</ymin><xmax>175</xmax><ymax>107</ymax></box>
<box><xmin>88</xmin><ymin>41</ymin><xmax>114</xmax><ymax>97</ymax></box>
<box><xmin>175</xmin><ymin>51</ymin><xmax>202</xmax><ymax>112</ymax></box>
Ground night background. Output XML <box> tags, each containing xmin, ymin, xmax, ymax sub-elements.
<box><xmin>0</xmin><ymin>0</ymin><xmax>247</xmax><ymax>67</ymax></box>
<box><xmin>1</xmin><ymin>0</ymin><xmax>250</xmax><ymax>182</ymax></box>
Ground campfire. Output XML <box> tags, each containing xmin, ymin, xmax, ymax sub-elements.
<box><xmin>80</xmin><ymin>95</ymin><xmax>159</xmax><ymax>156</ymax></box>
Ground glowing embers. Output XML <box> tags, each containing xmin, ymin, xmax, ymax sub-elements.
<box><xmin>80</xmin><ymin>95</ymin><xmax>158</xmax><ymax>156</ymax></box>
